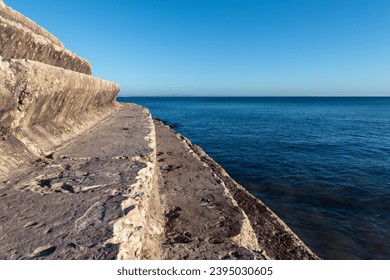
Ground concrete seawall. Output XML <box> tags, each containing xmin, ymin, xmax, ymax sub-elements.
<box><xmin>0</xmin><ymin>0</ymin><xmax>118</xmax><ymax>177</ymax></box>
<box><xmin>0</xmin><ymin>2</ymin><xmax>92</xmax><ymax>74</ymax></box>
<box><xmin>0</xmin><ymin>0</ymin><xmax>63</xmax><ymax>47</ymax></box>
<box><xmin>0</xmin><ymin>1</ymin><xmax>319</xmax><ymax>260</ymax></box>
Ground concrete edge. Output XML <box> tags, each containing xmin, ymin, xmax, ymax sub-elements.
<box><xmin>189</xmin><ymin>141</ymin><xmax>320</xmax><ymax>259</ymax></box>
<box><xmin>161</xmin><ymin>122</ymin><xmax>319</xmax><ymax>260</ymax></box>
<box><xmin>0</xmin><ymin>57</ymin><xmax>120</xmax><ymax>179</ymax></box>
<box><xmin>0</xmin><ymin>0</ymin><xmax>63</xmax><ymax>47</ymax></box>
<box><xmin>0</xmin><ymin>15</ymin><xmax>92</xmax><ymax>74</ymax></box>
<box><xmin>108</xmin><ymin>106</ymin><xmax>163</xmax><ymax>260</ymax></box>
<box><xmin>155</xmin><ymin>120</ymin><xmax>262</xmax><ymax>256</ymax></box>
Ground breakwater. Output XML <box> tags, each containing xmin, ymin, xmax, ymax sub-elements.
<box><xmin>0</xmin><ymin>1</ymin><xmax>318</xmax><ymax>260</ymax></box>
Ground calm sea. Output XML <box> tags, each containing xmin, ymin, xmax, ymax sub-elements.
<box><xmin>118</xmin><ymin>96</ymin><xmax>390</xmax><ymax>260</ymax></box>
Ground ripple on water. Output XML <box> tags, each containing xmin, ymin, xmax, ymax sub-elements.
<box><xmin>119</xmin><ymin>96</ymin><xmax>390</xmax><ymax>260</ymax></box>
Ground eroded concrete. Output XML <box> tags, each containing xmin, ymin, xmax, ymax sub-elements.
<box><xmin>155</xmin><ymin>121</ymin><xmax>263</xmax><ymax>260</ymax></box>
<box><xmin>186</xmin><ymin>136</ymin><xmax>320</xmax><ymax>260</ymax></box>
<box><xmin>155</xmin><ymin>121</ymin><xmax>319</xmax><ymax>260</ymax></box>
<box><xmin>0</xmin><ymin>57</ymin><xmax>119</xmax><ymax>178</ymax></box>
<box><xmin>0</xmin><ymin>0</ymin><xmax>63</xmax><ymax>47</ymax></box>
<box><xmin>0</xmin><ymin>105</ymin><xmax>162</xmax><ymax>260</ymax></box>
<box><xmin>0</xmin><ymin>2</ymin><xmax>91</xmax><ymax>74</ymax></box>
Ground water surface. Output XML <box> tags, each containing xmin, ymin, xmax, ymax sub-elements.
<box><xmin>118</xmin><ymin>96</ymin><xmax>390</xmax><ymax>259</ymax></box>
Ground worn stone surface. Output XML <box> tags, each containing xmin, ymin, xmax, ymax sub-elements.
<box><xmin>155</xmin><ymin>121</ymin><xmax>263</xmax><ymax>260</ymax></box>
<box><xmin>0</xmin><ymin>2</ymin><xmax>92</xmax><ymax>74</ymax></box>
<box><xmin>0</xmin><ymin>57</ymin><xmax>119</xmax><ymax>178</ymax></box>
<box><xmin>0</xmin><ymin>105</ymin><xmax>162</xmax><ymax>260</ymax></box>
<box><xmin>0</xmin><ymin>103</ymin><xmax>319</xmax><ymax>260</ymax></box>
<box><xmin>0</xmin><ymin>2</ymin><xmax>320</xmax><ymax>260</ymax></box>
<box><xmin>187</xmin><ymin>138</ymin><xmax>320</xmax><ymax>260</ymax></box>
<box><xmin>154</xmin><ymin>121</ymin><xmax>319</xmax><ymax>260</ymax></box>
<box><xmin>0</xmin><ymin>0</ymin><xmax>63</xmax><ymax>47</ymax></box>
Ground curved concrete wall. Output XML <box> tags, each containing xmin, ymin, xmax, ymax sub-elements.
<box><xmin>0</xmin><ymin>0</ymin><xmax>319</xmax><ymax>260</ymax></box>
<box><xmin>0</xmin><ymin>1</ymin><xmax>119</xmax><ymax>178</ymax></box>
<box><xmin>0</xmin><ymin>57</ymin><xmax>119</xmax><ymax>177</ymax></box>
<box><xmin>0</xmin><ymin>0</ymin><xmax>63</xmax><ymax>47</ymax></box>
<box><xmin>0</xmin><ymin>2</ymin><xmax>92</xmax><ymax>74</ymax></box>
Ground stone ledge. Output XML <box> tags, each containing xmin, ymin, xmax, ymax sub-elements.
<box><xmin>0</xmin><ymin>15</ymin><xmax>92</xmax><ymax>74</ymax></box>
<box><xmin>0</xmin><ymin>103</ymin><xmax>320</xmax><ymax>260</ymax></box>
<box><xmin>0</xmin><ymin>105</ymin><xmax>161</xmax><ymax>260</ymax></box>
<box><xmin>186</xmin><ymin>136</ymin><xmax>320</xmax><ymax>260</ymax></box>
<box><xmin>155</xmin><ymin>120</ymin><xmax>261</xmax><ymax>260</ymax></box>
<box><xmin>0</xmin><ymin>0</ymin><xmax>63</xmax><ymax>47</ymax></box>
<box><xmin>0</xmin><ymin>57</ymin><xmax>119</xmax><ymax>178</ymax></box>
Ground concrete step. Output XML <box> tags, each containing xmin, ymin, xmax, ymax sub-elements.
<box><xmin>155</xmin><ymin>121</ymin><xmax>319</xmax><ymax>260</ymax></box>
<box><xmin>0</xmin><ymin>0</ymin><xmax>63</xmax><ymax>47</ymax></box>
<box><xmin>0</xmin><ymin>1</ymin><xmax>92</xmax><ymax>74</ymax></box>
<box><xmin>0</xmin><ymin>105</ymin><xmax>161</xmax><ymax>260</ymax></box>
<box><xmin>155</xmin><ymin>120</ymin><xmax>262</xmax><ymax>260</ymax></box>
<box><xmin>0</xmin><ymin>57</ymin><xmax>119</xmax><ymax>178</ymax></box>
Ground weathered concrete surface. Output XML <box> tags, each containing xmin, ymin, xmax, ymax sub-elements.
<box><xmin>0</xmin><ymin>2</ymin><xmax>319</xmax><ymax>260</ymax></box>
<box><xmin>155</xmin><ymin>121</ymin><xmax>263</xmax><ymax>260</ymax></box>
<box><xmin>0</xmin><ymin>102</ymin><xmax>319</xmax><ymax>260</ymax></box>
<box><xmin>0</xmin><ymin>2</ymin><xmax>165</xmax><ymax>261</ymax></box>
<box><xmin>155</xmin><ymin>121</ymin><xmax>319</xmax><ymax>260</ymax></box>
<box><xmin>0</xmin><ymin>0</ymin><xmax>63</xmax><ymax>47</ymax></box>
<box><xmin>0</xmin><ymin>57</ymin><xmax>119</xmax><ymax>178</ymax></box>
<box><xmin>0</xmin><ymin>105</ymin><xmax>162</xmax><ymax>260</ymax></box>
<box><xmin>0</xmin><ymin>2</ymin><xmax>92</xmax><ymax>74</ymax></box>
<box><xmin>185</xmin><ymin>137</ymin><xmax>320</xmax><ymax>260</ymax></box>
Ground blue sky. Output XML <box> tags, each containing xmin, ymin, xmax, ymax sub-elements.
<box><xmin>6</xmin><ymin>0</ymin><xmax>390</xmax><ymax>96</ymax></box>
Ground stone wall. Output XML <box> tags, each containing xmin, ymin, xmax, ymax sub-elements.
<box><xmin>0</xmin><ymin>1</ymin><xmax>119</xmax><ymax>178</ymax></box>
<box><xmin>0</xmin><ymin>0</ymin><xmax>63</xmax><ymax>47</ymax></box>
<box><xmin>0</xmin><ymin>3</ymin><xmax>92</xmax><ymax>74</ymax></box>
<box><xmin>0</xmin><ymin>0</ymin><xmax>319</xmax><ymax>260</ymax></box>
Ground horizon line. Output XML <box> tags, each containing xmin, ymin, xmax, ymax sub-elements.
<box><xmin>117</xmin><ymin>95</ymin><xmax>390</xmax><ymax>98</ymax></box>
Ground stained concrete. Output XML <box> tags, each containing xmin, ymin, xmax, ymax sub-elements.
<box><xmin>0</xmin><ymin>57</ymin><xmax>119</xmax><ymax>177</ymax></box>
<box><xmin>0</xmin><ymin>105</ymin><xmax>160</xmax><ymax>260</ymax></box>
<box><xmin>155</xmin><ymin>121</ymin><xmax>262</xmax><ymax>260</ymax></box>
<box><xmin>0</xmin><ymin>0</ymin><xmax>63</xmax><ymax>47</ymax></box>
<box><xmin>155</xmin><ymin>121</ymin><xmax>319</xmax><ymax>260</ymax></box>
<box><xmin>187</xmin><ymin>137</ymin><xmax>320</xmax><ymax>260</ymax></box>
<box><xmin>0</xmin><ymin>1</ymin><xmax>320</xmax><ymax>260</ymax></box>
<box><xmin>0</xmin><ymin>1</ymin><xmax>91</xmax><ymax>74</ymax></box>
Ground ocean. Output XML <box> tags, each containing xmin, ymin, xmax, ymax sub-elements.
<box><xmin>117</xmin><ymin>96</ymin><xmax>390</xmax><ymax>260</ymax></box>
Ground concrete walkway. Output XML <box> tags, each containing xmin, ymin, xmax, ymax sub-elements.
<box><xmin>0</xmin><ymin>104</ymin><xmax>158</xmax><ymax>260</ymax></box>
<box><xmin>155</xmin><ymin>121</ymin><xmax>318</xmax><ymax>260</ymax></box>
<box><xmin>155</xmin><ymin>121</ymin><xmax>262</xmax><ymax>260</ymax></box>
<box><xmin>0</xmin><ymin>104</ymin><xmax>318</xmax><ymax>260</ymax></box>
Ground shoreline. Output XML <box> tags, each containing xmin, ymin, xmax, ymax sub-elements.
<box><xmin>156</xmin><ymin>119</ymin><xmax>319</xmax><ymax>260</ymax></box>
<box><xmin>0</xmin><ymin>1</ymin><xmax>318</xmax><ymax>259</ymax></box>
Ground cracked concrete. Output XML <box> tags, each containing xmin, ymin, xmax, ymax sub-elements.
<box><xmin>155</xmin><ymin>120</ymin><xmax>261</xmax><ymax>260</ymax></box>
<box><xmin>0</xmin><ymin>2</ymin><xmax>91</xmax><ymax>74</ymax></box>
<box><xmin>0</xmin><ymin>105</ymin><xmax>160</xmax><ymax>260</ymax></box>
<box><xmin>154</xmin><ymin>121</ymin><xmax>318</xmax><ymax>260</ymax></box>
<box><xmin>0</xmin><ymin>1</ymin><xmax>319</xmax><ymax>260</ymax></box>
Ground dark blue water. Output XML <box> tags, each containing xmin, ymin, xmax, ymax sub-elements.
<box><xmin>118</xmin><ymin>97</ymin><xmax>390</xmax><ymax>260</ymax></box>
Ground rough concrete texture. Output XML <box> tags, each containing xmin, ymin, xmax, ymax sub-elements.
<box><xmin>155</xmin><ymin>121</ymin><xmax>318</xmax><ymax>260</ymax></box>
<box><xmin>0</xmin><ymin>105</ymin><xmax>163</xmax><ymax>260</ymax></box>
<box><xmin>155</xmin><ymin>121</ymin><xmax>263</xmax><ymax>260</ymax></box>
<box><xmin>0</xmin><ymin>56</ymin><xmax>119</xmax><ymax>178</ymax></box>
<box><xmin>0</xmin><ymin>105</ymin><xmax>319</xmax><ymax>260</ymax></box>
<box><xmin>0</xmin><ymin>2</ymin><xmax>92</xmax><ymax>74</ymax></box>
<box><xmin>185</xmin><ymin>136</ymin><xmax>320</xmax><ymax>260</ymax></box>
<box><xmin>0</xmin><ymin>0</ymin><xmax>63</xmax><ymax>47</ymax></box>
<box><xmin>0</xmin><ymin>17</ymin><xmax>92</xmax><ymax>74</ymax></box>
<box><xmin>0</xmin><ymin>3</ymin><xmax>319</xmax><ymax>260</ymax></box>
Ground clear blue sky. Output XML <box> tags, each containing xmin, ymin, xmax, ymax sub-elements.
<box><xmin>6</xmin><ymin>0</ymin><xmax>390</xmax><ymax>96</ymax></box>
